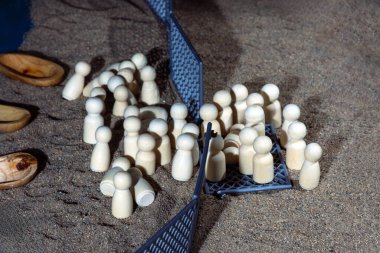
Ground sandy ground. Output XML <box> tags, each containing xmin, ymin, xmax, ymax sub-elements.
<box><xmin>0</xmin><ymin>0</ymin><xmax>379</xmax><ymax>252</ymax></box>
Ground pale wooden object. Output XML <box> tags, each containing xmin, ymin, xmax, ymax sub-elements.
<box><xmin>252</xmin><ymin>136</ymin><xmax>274</xmax><ymax>184</ymax></box>
<box><xmin>0</xmin><ymin>53</ymin><xmax>64</xmax><ymax>87</ymax></box>
<box><xmin>131</xmin><ymin>53</ymin><xmax>148</xmax><ymax>70</ymax></box>
<box><xmin>280</xmin><ymin>104</ymin><xmax>301</xmax><ymax>148</ymax></box>
<box><xmin>286</xmin><ymin>121</ymin><xmax>307</xmax><ymax>170</ymax></box>
<box><xmin>107</xmin><ymin>75</ymin><xmax>125</xmax><ymax>93</ymax></box>
<box><xmin>112</xmin><ymin>171</ymin><xmax>133</xmax><ymax>219</ymax></box>
<box><xmin>200</xmin><ymin>103</ymin><xmax>221</xmax><ymax>136</ymax></box>
<box><xmin>0</xmin><ymin>104</ymin><xmax>31</xmax><ymax>133</ymax></box>
<box><xmin>89</xmin><ymin>86</ymin><xmax>106</xmax><ymax>100</ymax></box>
<box><xmin>0</xmin><ymin>152</ymin><xmax>37</xmax><ymax>190</ymax></box>
<box><xmin>246</xmin><ymin>92</ymin><xmax>264</xmax><ymax>107</ymax></box>
<box><xmin>172</xmin><ymin>133</ymin><xmax>195</xmax><ymax>181</ymax></box>
<box><xmin>148</xmin><ymin>119</ymin><xmax>171</xmax><ymax>166</ymax></box>
<box><xmin>261</xmin><ymin>83</ymin><xmax>282</xmax><ymax>128</ymax></box>
<box><xmin>169</xmin><ymin>103</ymin><xmax>188</xmax><ymax>148</ymax></box>
<box><xmin>123</xmin><ymin>116</ymin><xmax>141</xmax><ymax>164</ymax></box>
<box><xmin>90</xmin><ymin>126</ymin><xmax>112</xmax><ymax>172</ymax></box>
<box><xmin>83</xmin><ymin>97</ymin><xmax>104</xmax><ymax>144</ymax></box>
<box><xmin>223</xmin><ymin>123</ymin><xmax>244</xmax><ymax>165</ymax></box>
<box><xmin>181</xmin><ymin>123</ymin><xmax>200</xmax><ymax>166</ymax></box>
<box><xmin>113</xmin><ymin>85</ymin><xmax>129</xmax><ymax>117</ymax></box>
<box><xmin>299</xmin><ymin>143</ymin><xmax>322</xmax><ymax>190</ymax></box>
<box><xmin>62</xmin><ymin>61</ymin><xmax>91</xmax><ymax>100</ymax></box>
<box><xmin>244</xmin><ymin>105</ymin><xmax>265</xmax><ymax>136</ymax></box>
<box><xmin>135</xmin><ymin>133</ymin><xmax>156</xmax><ymax>175</ymax></box>
<box><xmin>127</xmin><ymin>167</ymin><xmax>155</xmax><ymax>207</ymax></box>
<box><xmin>140</xmin><ymin>106</ymin><xmax>169</xmax><ymax>121</ymax></box>
<box><xmin>98</xmin><ymin>70</ymin><xmax>115</xmax><ymax>86</ymax></box>
<box><xmin>239</xmin><ymin>127</ymin><xmax>258</xmax><ymax>175</ymax></box>
<box><xmin>100</xmin><ymin>157</ymin><xmax>131</xmax><ymax>197</ymax></box>
<box><xmin>83</xmin><ymin>76</ymin><xmax>100</xmax><ymax>97</ymax></box>
<box><xmin>213</xmin><ymin>90</ymin><xmax>233</xmax><ymax>136</ymax></box>
<box><xmin>206</xmin><ymin>135</ymin><xmax>226</xmax><ymax>182</ymax></box>
<box><xmin>118</xmin><ymin>67</ymin><xmax>139</xmax><ymax>97</ymax></box>
<box><xmin>231</xmin><ymin>84</ymin><xmax>248</xmax><ymax>124</ymax></box>
<box><xmin>140</xmin><ymin>66</ymin><xmax>160</xmax><ymax>105</ymax></box>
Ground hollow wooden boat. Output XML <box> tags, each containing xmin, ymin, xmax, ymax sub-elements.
<box><xmin>0</xmin><ymin>104</ymin><xmax>31</xmax><ymax>133</ymax></box>
<box><xmin>0</xmin><ymin>152</ymin><xmax>38</xmax><ymax>190</ymax></box>
<box><xmin>0</xmin><ymin>53</ymin><xmax>64</xmax><ymax>86</ymax></box>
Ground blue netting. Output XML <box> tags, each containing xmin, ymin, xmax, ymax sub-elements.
<box><xmin>135</xmin><ymin>198</ymin><xmax>199</xmax><ymax>253</ymax></box>
<box><xmin>168</xmin><ymin>14</ymin><xmax>203</xmax><ymax>122</ymax></box>
<box><xmin>204</xmin><ymin>124</ymin><xmax>292</xmax><ymax>198</ymax></box>
<box><xmin>145</xmin><ymin>0</ymin><xmax>172</xmax><ymax>24</ymax></box>
<box><xmin>136</xmin><ymin>124</ymin><xmax>212</xmax><ymax>253</ymax></box>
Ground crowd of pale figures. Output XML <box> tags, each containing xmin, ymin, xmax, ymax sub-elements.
<box><xmin>62</xmin><ymin>53</ymin><xmax>322</xmax><ymax>219</ymax></box>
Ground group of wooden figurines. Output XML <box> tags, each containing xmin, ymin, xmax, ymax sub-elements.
<box><xmin>201</xmin><ymin>83</ymin><xmax>322</xmax><ymax>191</ymax></box>
<box><xmin>62</xmin><ymin>52</ymin><xmax>322</xmax><ymax>218</ymax></box>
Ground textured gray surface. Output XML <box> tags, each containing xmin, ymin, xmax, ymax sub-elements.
<box><xmin>0</xmin><ymin>0</ymin><xmax>379</xmax><ymax>252</ymax></box>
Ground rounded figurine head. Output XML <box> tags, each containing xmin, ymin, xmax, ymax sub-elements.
<box><xmin>123</xmin><ymin>116</ymin><xmax>141</xmax><ymax>132</ymax></box>
<box><xmin>261</xmin><ymin>83</ymin><xmax>279</xmax><ymax>104</ymax></box>
<box><xmin>107</xmin><ymin>75</ymin><xmax>125</xmax><ymax>92</ymax></box>
<box><xmin>137</xmin><ymin>133</ymin><xmax>155</xmax><ymax>151</ymax></box>
<box><xmin>246</xmin><ymin>93</ymin><xmax>264</xmax><ymax>107</ymax></box>
<box><xmin>118</xmin><ymin>68</ymin><xmax>134</xmax><ymax>83</ymax></box>
<box><xmin>200</xmin><ymin>103</ymin><xmax>218</xmax><ymax>121</ymax></box>
<box><xmin>283</xmin><ymin>104</ymin><xmax>301</xmax><ymax>121</ymax></box>
<box><xmin>95</xmin><ymin>126</ymin><xmax>112</xmax><ymax>143</ymax></box>
<box><xmin>106</xmin><ymin>62</ymin><xmax>120</xmax><ymax>71</ymax></box>
<box><xmin>209</xmin><ymin>135</ymin><xmax>224</xmax><ymax>154</ymax></box>
<box><xmin>131</xmin><ymin>53</ymin><xmax>147</xmax><ymax>70</ymax></box>
<box><xmin>85</xmin><ymin>97</ymin><xmax>104</xmax><ymax>114</ymax></box>
<box><xmin>112</xmin><ymin>157</ymin><xmax>131</xmax><ymax>171</ymax></box>
<box><xmin>90</xmin><ymin>87</ymin><xmax>106</xmax><ymax>99</ymax></box>
<box><xmin>253</xmin><ymin>136</ymin><xmax>272</xmax><ymax>154</ymax></box>
<box><xmin>75</xmin><ymin>61</ymin><xmax>91</xmax><ymax>76</ymax></box>
<box><xmin>213</xmin><ymin>90</ymin><xmax>232</xmax><ymax>107</ymax></box>
<box><xmin>119</xmin><ymin>60</ymin><xmax>136</xmax><ymax>71</ymax></box>
<box><xmin>140</xmin><ymin>66</ymin><xmax>156</xmax><ymax>82</ymax></box>
<box><xmin>239</xmin><ymin>127</ymin><xmax>258</xmax><ymax>146</ymax></box>
<box><xmin>148</xmin><ymin>118</ymin><xmax>168</xmax><ymax>136</ymax></box>
<box><xmin>231</xmin><ymin>84</ymin><xmax>248</xmax><ymax>101</ymax></box>
<box><xmin>181</xmin><ymin>123</ymin><xmax>200</xmax><ymax>137</ymax></box>
<box><xmin>98</xmin><ymin>70</ymin><xmax>115</xmax><ymax>85</ymax></box>
<box><xmin>114</xmin><ymin>85</ymin><xmax>129</xmax><ymax>101</ymax></box>
<box><xmin>245</xmin><ymin>105</ymin><xmax>265</xmax><ymax>124</ymax></box>
<box><xmin>288</xmin><ymin>121</ymin><xmax>307</xmax><ymax>140</ymax></box>
<box><xmin>123</xmin><ymin>106</ymin><xmax>139</xmax><ymax>119</ymax></box>
<box><xmin>176</xmin><ymin>133</ymin><xmax>195</xmax><ymax>151</ymax></box>
<box><xmin>305</xmin><ymin>143</ymin><xmax>322</xmax><ymax>162</ymax></box>
<box><xmin>170</xmin><ymin>103</ymin><xmax>188</xmax><ymax>120</ymax></box>
<box><xmin>113</xmin><ymin>171</ymin><xmax>132</xmax><ymax>190</ymax></box>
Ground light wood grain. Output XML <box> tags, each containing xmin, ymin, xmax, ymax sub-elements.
<box><xmin>0</xmin><ymin>53</ymin><xmax>65</xmax><ymax>86</ymax></box>
<box><xmin>0</xmin><ymin>152</ymin><xmax>38</xmax><ymax>190</ymax></box>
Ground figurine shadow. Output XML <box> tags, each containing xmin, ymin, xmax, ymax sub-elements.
<box><xmin>192</xmin><ymin>195</ymin><xmax>230</xmax><ymax>253</ymax></box>
<box><xmin>86</xmin><ymin>55</ymin><xmax>106</xmax><ymax>83</ymax></box>
<box><xmin>108</xmin><ymin>117</ymin><xmax>124</xmax><ymax>158</ymax></box>
<box><xmin>0</xmin><ymin>99</ymin><xmax>39</xmax><ymax>124</ymax></box>
<box><xmin>173</xmin><ymin>0</ymin><xmax>242</xmax><ymax>93</ymax></box>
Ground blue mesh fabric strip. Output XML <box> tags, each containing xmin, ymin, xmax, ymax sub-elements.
<box><xmin>168</xmin><ymin>14</ymin><xmax>203</xmax><ymax>122</ymax></box>
<box><xmin>145</xmin><ymin>0</ymin><xmax>172</xmax><ymax>24</ymax></box>
<box><xmin>135</xmin><ymin>198</ymin><xmax>199</xmax><ymax>253</ymax></box>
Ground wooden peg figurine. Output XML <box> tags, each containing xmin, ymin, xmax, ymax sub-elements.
<box><xmin>286</xmin><ymin>121</ymin><xmax>307</xmax><ymax>170</ymax></box>
<box><xmin>299</xmin><ymin>143</ymin><xmax>322</xmax><ymax>190</ymax></box>
<box><xmin>252</xmin><ymin>136</ymin><xmax>274</xmax><ymax>184</ymax></box>
<box><xmin>112</xmin><ymin>171</ymin><xmax>133</xmax><ymax>219</ymax></box>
